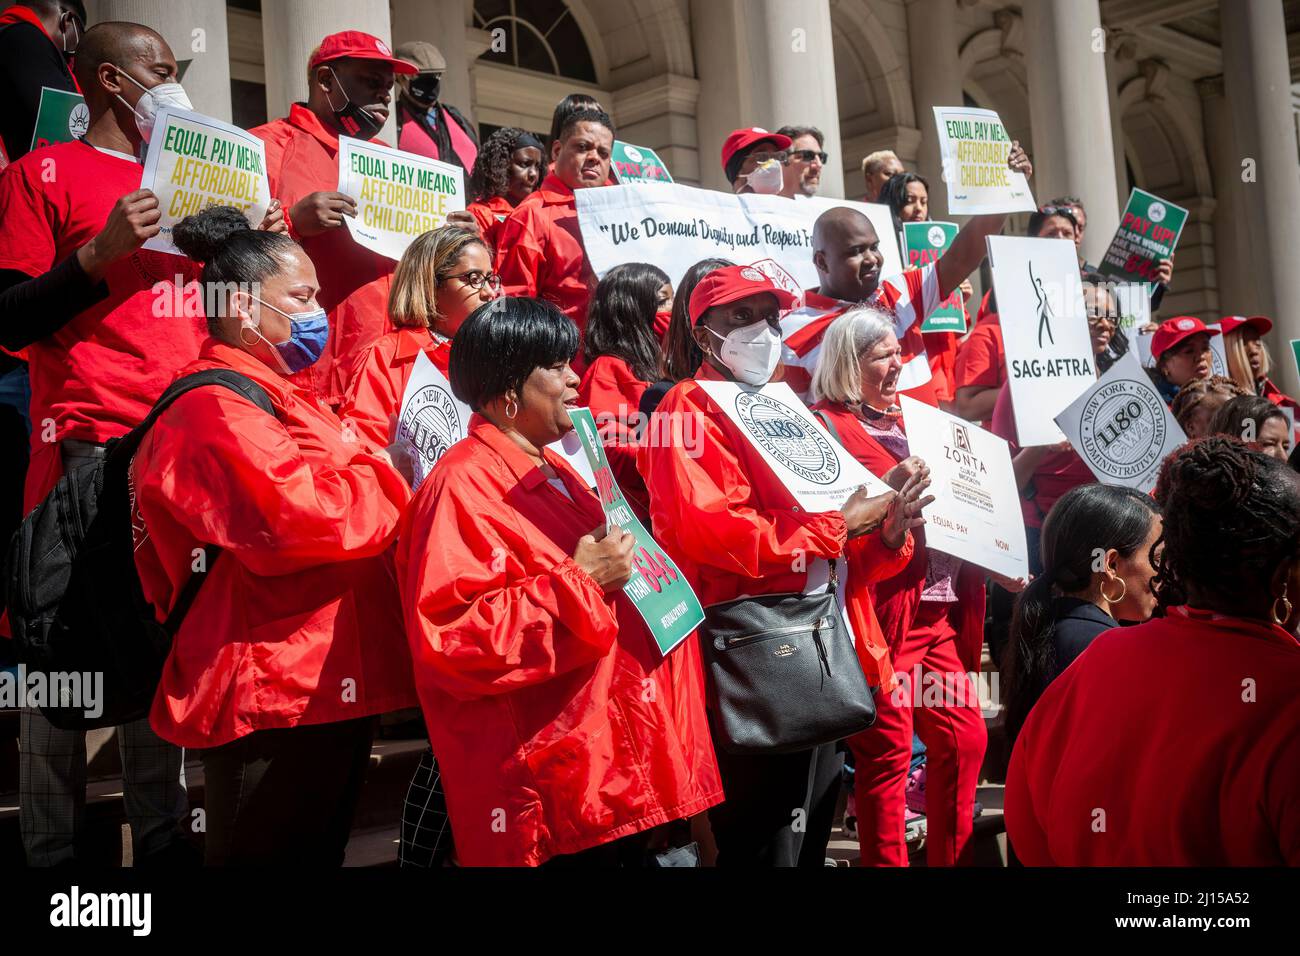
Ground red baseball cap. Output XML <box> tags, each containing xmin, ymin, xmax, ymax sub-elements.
<box><xmin>308</xmin><ymin>31</ymin><xmax>419</xmax><ymax>75</ymax></box>
<box><xmin>721</xmin><ymin>127</ymin><xmax>793</xmax><ymax>173</ymax></box>
<box><xmin>689</xmin><ymin>265</ymin><xmax>799</xmax><ymax>325</ymax></box>
<box><xmin>1217</xmin><ymin>315</ymin><xmax>1273</xmax><ymax>337</ymax></box>
<box><xmin>1151</xmin><ymin>315</ymin><xmax>1219</xmax><ymax>359</ymax></box>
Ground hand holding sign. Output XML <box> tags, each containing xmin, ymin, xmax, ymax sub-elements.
<box><xmin>573</xmin><ymin>525</ymin><xmax>636</xmax><ymax>593</ymax></box>
<box><xmin>78</xmin><ymin>189</ymin><xmax>161</xmax><ymax>281</ymax></box>
<box><xmin>290</xmin><ymin>190</ymin><xmax>358</xmax><ymax>236</ymax></box>
<box><xmin>882</xmin><ymin>468</ymin><xmax>934</xmax><ymax>549</ymax></box>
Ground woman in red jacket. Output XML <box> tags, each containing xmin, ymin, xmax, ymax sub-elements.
<box><xmin>1006</xmin><ymin>437</ymin><xmax>1300</xmax><ymax>865</ymax></box>
<box><xmin>577</xmin><ymin>262</ymin><xmax>672</xmax><ymax>525</ymax></box>
<box><xmin>465</xmin><ymin>127</ymin><xmax>544</xmax><ymax>248</ymax></box>
<box><xmin>133</xmin><ymin>206</ymin><xmax>417</xmax><ymax>865</ymax></box>
<box><xmin>1219</xmin><ymin>314</ymin><xmax>1299</xmax><ymax>409</ymax></box>
<box><xmin>810</xmin><ymin>305</ymin><xmax>1017</xmax><ymax>866</ymax></box>
<box><xmin>642</xmin><ymin>265</ymin><xmax>928</xmax><ymax>866</ymax></box>
<box><xmin>338</xmin><ymin>225</ymin><xmax>497</xmax><ymax>449</ymax></box>
<box><xmin>398</xmin><ymin>296</ymin><xmax>723</xmax><ymax>867</ymax></box>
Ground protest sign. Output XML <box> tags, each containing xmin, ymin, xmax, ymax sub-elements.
<box><xmin>1291</xmin><ymin>340</ymin><xmax>1300</xmax><ymax>383</ymax></box>
<box><xmin>30</xmin><ymin>86</ymin><xmax>88</xmax><ymax>152</ymax></box>
<box><xmin>575</xmin><ymin>183</ymin><xmax>901</xmax><ymax>289</ymax></box>
<box><xmin>611</xmin><ymin>141</ymin><xmax>673</xmax><ymax>184</ymax></box>
<box><xmin>139</xmin><ymin>106</ymin><xmax>270</xmax><ymax>255</ymax></box>
<box><xmin>988</xmin><ymin>236</ymin><xmax>1097</xmax><ymax>446</ymax></box>
<box><xmin>1111</xmin><ymin>282</ymin><xmax>1151</xmax><ymax>334</ymax></box>
<box><xmin>902</xmin><ymin>222</ymin><xmax>965</xmax><ymax>332</ymax></box>
<box><xmin>1055</xmin><ymin>350</ymin><xmax>1186</xmax><ymax>494</ymax></box>
<box><xmin>932</xmin><ymin>106</ymin><xmax>1035</xmax><ymax>215</ymax></box>
<box><xmin>697</xmin><ymin>380</ymin><xmax>890</xmax><ymax>512</ymax></box>
<box><xmin>570</xmin><ymin>409</ymin><xmax>703</xmax><ymax>655</ymax></box>
<box><xmin>338</xmin><ymin>136</ymin><xmax>465</xmax><ymax>260</ymax></box>
<box><xmin>1205</xmin><ymin>323</ymin><xmax>1230</xmax><ymax>377</ymax></box>
<box><xmin>898</xmin><ymin>396</ymin><xmax>1028</xmax><ymax>580</ymax></box>
<box><xmin>1098</xmin><ymin>188</ymin><xmax>1188</xmax><ymax>285</ymax></box>
<box><xmin>1135</xmin><ymin>330</ymin><xmax>1156</xmax><ymax>369</ymax></box>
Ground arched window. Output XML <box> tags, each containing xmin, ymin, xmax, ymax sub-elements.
<box><xmin>473</xmin><ymin>0</ymin><xmax>596</xmax><ymax>83</ymax></box>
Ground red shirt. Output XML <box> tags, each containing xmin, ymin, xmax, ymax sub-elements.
<box><xmin>337</xmin><ymin>326</ymin><xmax>450</xmax><ymax>450</ymax></box>
<box><xmin>955</xmin><ymin>293</ymin><xmax>1005</xmax><ymax>425</ymax></box>
<box><xmin>251</xmin><ymin>104</ymin><xmax>394</xmax><ymax>406</ymax></box>
<box><xmin>495</xmin><ymin>173</ymin><xmax>597</xmax><ymax>337</ymax></box>
<box><xmin>990</xmin><ymin>381</ymin><xmax>1093</xmax><ymax>529</ymax></box>
<box><xmin>132</xmin><ymin>340</ymin><xmax>416</xmax><ymax>748</ymax></box>
<box><xmin>1006</xmin><ymin>607</ymin><xmax>1300</xmax><ymax>865</ymax></box>
<box><xmin>397</xmin><ymin>416</ymin><xmax>723</xmax><ymax>866</ymax></box>
<box><xmin>576</xmin><ymin>354</ymin><xmax>652</xmax><ymax>525</ymax></box>
<box><xmin>0</xmin><ymin>139</ymin><xmax>205</xmax><ymax>509</ymax></box>
<box><xmin>466</xmin><ymin>195</ymin><xmax>513</xmax><ymax>250</ymax></box>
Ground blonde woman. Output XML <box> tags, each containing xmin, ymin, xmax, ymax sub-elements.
<box><xmin>1219</xmin><ymin>315</ymin><xmax>1298</xmax><ymax>410</ymax></box>
<box><xmin>338</xmin><ymin>225</ymin><xmax>499</xmax><ymax>448</ymax></box>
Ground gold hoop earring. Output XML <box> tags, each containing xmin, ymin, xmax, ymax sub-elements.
<box><xmin>504</xmin><ymin>399</ymin><xmax>518</xmax><ymax>420</ymax></box>
<box><xmin>1271</xmin><ymin>590</ymin><xmax>1292</xmax><ymax>625</ymax></box>
<box><xmin>1100</xmin><ymin>577</ymin><xmax>1127</xmax><ymax>605</ymax></box>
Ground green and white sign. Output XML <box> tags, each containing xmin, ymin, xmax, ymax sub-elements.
<box><xmin>611</xmin><ymin>140</ymin><xmax>673</xmax><ymax>185</ymax></box>
<box><xmin>902</xmin><ymin>221</ymin><xmax>966</xmax><ymax>333</ymax></box>
<box><xmin>1099</xmin><ymin>188</ymin><xmax>1188</xmax><ymax>285</ymax></box>
<box><xmin>569</xmin><ymin>407</ymin><xmax>703</xmax><ymax>656</ymax></box>
<box><xmin>30</xmin><ymin>86</ymin><xmax>88</xmax><ymax>152</ymax></box>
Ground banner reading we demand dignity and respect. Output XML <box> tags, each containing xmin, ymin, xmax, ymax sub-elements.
<box><xmin>575</xmin><ymin>183</ymin><xmax>902</xmax><ymax>289</ymax></box>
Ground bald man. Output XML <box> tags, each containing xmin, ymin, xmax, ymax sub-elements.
<box><xmin>780</xmin><ymin>142</ymin><xmax>1033</xmax><ymax>405</ymax></box>
<box><xmin>0</xmin><ymin>20</ymin><xmax>215</xmax><ymax>867</ymax></box>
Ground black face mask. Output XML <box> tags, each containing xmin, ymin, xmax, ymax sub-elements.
<box><xmin>408</xmin><ymin>73</ymin><xmax>441</xmax><ymax>107</ymax></box>
<box><xmin>325</xmin><ymin>67</ymin><xmax>383</xmax><ymax>139</ymax></box>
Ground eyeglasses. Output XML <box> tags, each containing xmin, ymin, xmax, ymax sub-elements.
<box><xmin>787</xmin><ymin>149</ymin><xmax>828</xmax><ymax>165</ymax></box>
<box><xmin>1086</xmin><ymin>314</ymin><xmax>1117</xmax><ymax>329</ymax></box>
<box><xmin>439</xmin><ymin>270</ymin><xmax>501</xmax><ymax>292</ymax></box>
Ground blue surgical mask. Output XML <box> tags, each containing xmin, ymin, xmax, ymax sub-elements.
<box><xmin>242</xmin><ymin>297</ymin><xmax>329</xmax><ymax>374</ymax></box>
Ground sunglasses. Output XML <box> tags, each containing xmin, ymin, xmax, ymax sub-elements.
<box><xmin>787</xmin><ymin>149</ymin><xmax>828</xmax><ymax>165</ymax></box>
<box><xmin>1038</xmin><ymin>205</ymin><xmax>1078</xmax><ymax>218</ymax></box>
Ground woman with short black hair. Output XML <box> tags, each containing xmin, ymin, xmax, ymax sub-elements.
<box><xmin>1210</xmin><ymin>394</ymin><xmax>1292</xmax><ymax>462</ymax></box>
<box><xmin>397</xmin><ymin>296</ymin><xmax>722</xmax><ymax>867</ymax></box>
<box><xmin>465</xmin><ymin>126</ymin><xmax>545</xmax><ymax>246</ymax></box>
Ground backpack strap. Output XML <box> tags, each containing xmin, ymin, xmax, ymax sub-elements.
<box><xmin>813</xmin><ymin>408</ymin><xmax>845</xmax><ymax>449</ymax></box>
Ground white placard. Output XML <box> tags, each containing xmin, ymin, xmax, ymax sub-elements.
<box><xmin>139</xmin><ymin>106</ymin><xmax>270</xmax><ymax>255</ymax></box>
<box><xmin>697</xmin><ymin>380</ymin><xmax>890</xmax><ymax>512</ymax></box>
<box><xmin>337</xmin><ymin>136</ymin><xmax>465</xmax><ymax>260</ymax></box>
<box><xmin>575</xmin><ymin>182</ymin><xmax>901</xmax><ymax>290</ymax></box>
<box><xmin>988</xmin><ymin>236</ymin><xmax>1098</xmax><ymax>446</ymax></box>
<box><xmin>1135</xmin><ymin>329</ymin><xmax>1156</xmax><ymax>369</ymax></box>
<box><xmin>932</xmin><ymin>106</ymin><xmax>1036</xmax><ymax>215</ymax></box>
<box><xmin>1111</xmin><ymin>282</ymin><xmax>1151</xmax><ymax>333</ymax></box>
<box><xmin>1205</xmin><ymin>323</ymin><xmax>1230</xmax><ymax>377</ymax></box>
<box><xmin>899</xmin><ymin>396</ymin><xmax>1028</xmax><ymax>580</ymax></box>
<box><xmin>1054</xmin><ymin>350</ymin><xmax>1186</xmax><ymax>494</ymax></box>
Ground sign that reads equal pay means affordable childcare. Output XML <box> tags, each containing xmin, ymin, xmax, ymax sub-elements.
<box><xmin>575</xmin><ymin>182</ymin><xmax>902</xmax><ymax>290</ymax></box>
<box><xmin>988</xmin><ymin>235</ymin><xmax>1098</xmax><ymax>447</ymax></box>
<box><xmin>697</xmin><ymin>380</ymin><xmax>891</xmax><ymax>511</ymax></box>
<box><xmin>902</xmin><ymin>221</ymin><xmax>966</xmax><ymax>333</ymax></box>
<box><xmin>1098</xmin><ymin>188</ymin><xmax>1188</xmax><ymax>286</ymax></box>
<box><xmin>139</xmin><ymin>106</ymin><xmax>270</xmax><ymax>256</ymax></box>
<box><xmin>898</xmin><ymin>396</ymin><xmax>1028</xmax><ymax>581</ymax></box>
<box><xmin>1055</xmin><ymin>349</ymin><xmax>1186</xmax><ymax>494</ymax></box>
<box><xmin>338</xmin><ymin>136</ymin><xmax>465</xmax><ymax>261</ymax></box>
<box><xmin>611</xmin><ymin>141</ymin><xmax>673</xmax><ymax>185</ymax></box>
<box><xmin>569</xmin><ymin>408</ymin><xmax>704</xmax><ymax>656</ymax></box>
<box><xmin>932</xmin><ymin>106</ymin><xmax>1036</xmax><ymax>215</ymax></box>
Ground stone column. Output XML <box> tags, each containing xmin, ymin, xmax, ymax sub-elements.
<box><xmin>86</xmin><ymin>0</ymin><xmax>232</xmax><ymax>121</ymax></box>
<box><xmin>1022</xmin><ymin>0</ymin><xmax>1121</xmax><ymax>265</ymax></box>
<box><xmin>1220</xmin><ymin>0</ymin><xmax>1300</xmax><ymax>395</ymax></box>
<box><xmin>1197</xmin><ymin>75</ymin><xmax>1252</xmax><ymax>316</ymax></box>
<box><xmin>904</xmin><ymin>0</ymin><xmax>964</xmax><ymax>222</ymax></box>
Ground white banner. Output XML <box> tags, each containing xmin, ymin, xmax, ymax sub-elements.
<box><xmin>575</xmin><ymin>182</ymin><xmax>901</xmax><ymax>290</ymax></box>
<box><xmin>1205</xmin><ymin>322</ymin><xmax>1231</xmax><ymax>377</ymax></box>
<box><xmin>139</xmin><ymin>106</ymin><xmax>270</xmax><ymax>255</ymax></box>
<box><xmin>933</xmin><ymin>106</ymin><xmax>1036</xmax><ymax>215</ymax></box>
<box><xmin>396</xmin><ymin>350</ymin><xmax>597</xmax><ymax>491</ymax></box>
<box><xmin>988</xmin><ymin>236</ymin><xmax>1097</xmax><ymax>446</ymax></box>
<box><xmin>899</xmin><ymin>396</ymin><xmax>1028</xmax><ymax>580</ymax></box>
<box><xmin>1054</xmin><ymin>350</ymin><xmax>1186</xmax><ymax>494</ymax></box>
<box><xmin>697</xmin><ymin>380</ymin><xmax>890</xmax><ymax>512</ymax></box>
<box><xmin>337</xmin><ymin>136</ymin><xmax>465</xmax><ymax>260</ymax></box>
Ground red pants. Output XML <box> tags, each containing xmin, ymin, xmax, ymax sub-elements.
<box><xmin>849</xmin><ymin>600</ymin><xmax>987</xmax><ymax>866</ymax></box>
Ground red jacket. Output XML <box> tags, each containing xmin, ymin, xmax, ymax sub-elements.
<box><xmin>1261</xmin><ymin>376</ymin><xmax>1298</xmax><ymax>410</ymax></box>
<box><xmin>337</xmin><ymin>326</ymin><xmax>451</xmax><ymax>450</ymax></box>
<box><xmin>466</xmin><ymin>195</ymin><xmax>513</xmax><ymax>250</ymax></box>
<box><xmin>251</xmin><ymin>104</ymin><xmax>395</xmax><ymax>406</ymax></box>
<box><xmin>577</xmin><ymin>354</ymin><xmax>651</xmax><ymax>525</ymax></box>
<box><xmin>398</xmin><ymin>417</ymin><xmax>722</xmax><ymax>866</ymax></box>
<box><xmin>132</xmin><ymin>341</ymin><xmax>417</xmax><ymax>748</ymax></box>
<box><xmin>495</xmin><ymin>173</ymin><xmax>598</xmax><ymax>338</ymax></box>
<box><xmin>641</xmin><ymin>364</ymin><xmax>914</xmax><ymax>691</ymax></box>
<box><xmin>990</xmin><ymin>381</ymin><xmax>1094</xmax><ymax>529</ymax></box>
<box><xmin>1006</xmin><ymin>606</ymin><xmax>1300</xmax><ymax>865</ymax></box>
<box><xmin>813</xmin><ymin>400</ymin><xmax>986</xmax><ymax>673</ymax></box>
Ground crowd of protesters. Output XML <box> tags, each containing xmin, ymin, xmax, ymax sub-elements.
<box><xmin>0</xmin><ymin>6</ymin><xmax>1296</xmax><ymax>869</ymax></box>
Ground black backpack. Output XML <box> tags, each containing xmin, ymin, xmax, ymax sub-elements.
<box><xmin>4</xmin><ymin>369</ymin><xmax>275</xmax><ymax>730</ymax></box>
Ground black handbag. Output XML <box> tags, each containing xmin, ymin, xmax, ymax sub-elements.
<box><xmin>699</xmin><ymin>561</ymin><xmax>877</xmax><ymax>754</ymax></box>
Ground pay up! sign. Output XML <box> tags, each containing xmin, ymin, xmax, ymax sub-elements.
<box><xmin>1098</xmin><ymin>188</ymin><xmax>1187</xmax><ymax>285</ymax></box>
<box><xmin>902</xmin><ymin>222</ymin><xmax>966</xmax><ymax>333</ymax></box>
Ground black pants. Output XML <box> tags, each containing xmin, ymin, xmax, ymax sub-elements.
<box><xmin>707</xmin><ymin>737</ymin><xmax>843</xmax><ymax>867</ymax></box>
<box><xmin>200</xmin><ymin>717</ymin><xmax>374</xmax><ymax>866</ymax></box>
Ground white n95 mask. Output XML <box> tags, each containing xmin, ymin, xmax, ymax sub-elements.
<box><xmin>707</xmin><ymin>319</ymin><xmax>782</xmax><ymax>386</ymax></box>
<box><xmin>746</xmin><ymin>158</ymin><xmax>784</xmax><ymax>195</ymax></box>
<box><xmin>117</xmin><ymin>71</ymin><xmax>192</xmax><ymax>143</ymax></box>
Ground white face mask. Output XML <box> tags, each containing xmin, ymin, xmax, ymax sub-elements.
<box><xmin>116</xmin><ymin>71</ymin><xmax>192</xmax><ymax>143</ymax></box>
<box><xmin>707</xmin><ymin>319</ymin><xmax>782</xmax><ymax>386</ymax></box>
<box><xmin>745</xmin><ymin>158</ymin><xmax>784</xmax><ymax>195</ymax></box>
